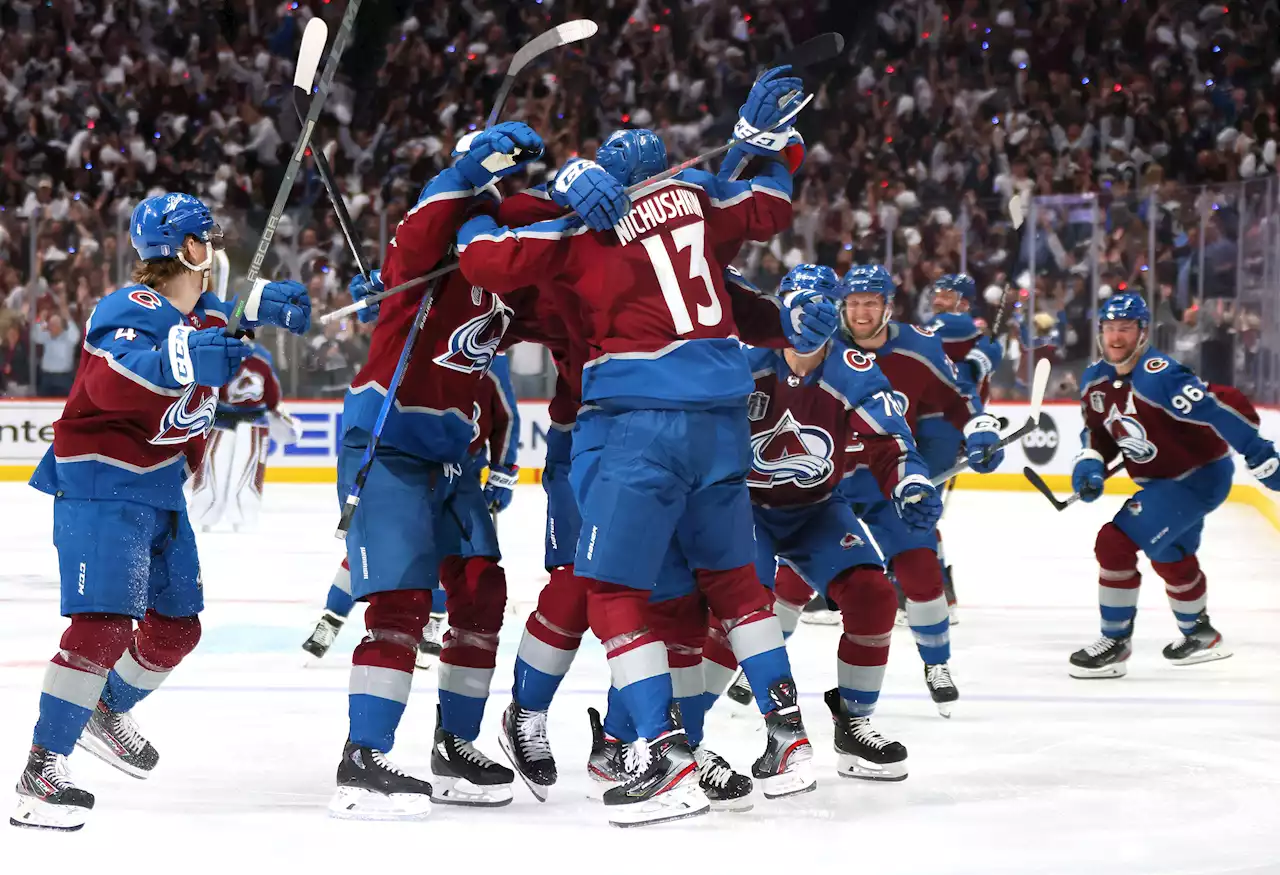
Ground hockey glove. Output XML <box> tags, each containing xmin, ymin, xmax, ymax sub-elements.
<box><xmin>965</xmin><ymin>335</ymin><xmax>1003</xmax><ymax>382</ymax></box>
<box><xmin>484</xmin><ymin>464</ymin><xmax>519</xmax><ymax>513</ymax></box>
<box><xmin>893</xmin><ymin>474</ymin><xmax>943</xmax><ymax>533</ymax></box>
<box><xmin>552</xmin><ymin>158</ymin><xmax>630</xmax><ymax>232</ymax></box>
<box><xmin>721</xmin><ymin>130</ymin><xmax>807</xmax><ymax>180</ymax></box>
<box><xmin>349</xmin><ymin>269</ymin><xmax>383</xmax><ymax>324</ymax></box>
<box><xmin>267</xmin><ymin>410</ymin><xmax>300</xmax><ymax>447</ymax></box>
<box><xmin>1071</xmin><ymin>450</ymin><xmax>1107</xmax><ymax>502</ymax></box>
<box><xmin>164</xmin><ymin>326</ymin><xmax>251</xmax><ymax>388</ymax></box>
<box><xmin>963</xmin><ymin>413</ymin><xmax>1005</xmax><ymax>474</ymax></box>
<box><xmin>781</xmin><ymin>290</ymin><xmax>839</xmax><ymax>354</ymax></box>
<box><xmin>244</xmin><ymin>279</ymin><xmax>311</xmax><ymax>335</ymax></box>
<box><xmin>737</xmin><ymin>66</ymin><xmax>805</xmax><ymax>157</ymax></box>
<box><xmin>454</xmin><ymin>121</ymin><xmax>545</xmax><ymax>188</ymax></box>
<box><xmin>1247</xmin><ymin>446</ymin><xmax>1280</xmax><ymax>491</ymax></box>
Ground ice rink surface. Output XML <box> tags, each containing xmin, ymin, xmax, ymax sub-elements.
<box><xmin>1</xmin><ymin>482</ymin><xmax>1277</xmax><ymax>875</ymax></box>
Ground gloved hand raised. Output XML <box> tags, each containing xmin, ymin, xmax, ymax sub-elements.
<box><xmin>164</xmin><ymin>326</ymin><xmax>252</xmax><ymax>388</ymax></box>
<box><xmin>348</xmin><ymin>269</ymin><xmax>383</xmax><ymax>324</ymax></box>
<box><xmin>551</xmin><ymin>158</ymin><xmax>630</xmax><ymax>232</ymax></box>
<box><xmin>454</xmin><ymin>122</ymin><xmax>545</xmax><ymax>188</ymax></box>
<box><xmin>244</xmin><ymin>279</ymin><xmax>311</xmax><ymax>335</ymax></box>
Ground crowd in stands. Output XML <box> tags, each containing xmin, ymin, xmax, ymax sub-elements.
<box><xmin>2</xmin><ymin>0</ymin><xmax>1277</xmax><ymax>400</ymax></box>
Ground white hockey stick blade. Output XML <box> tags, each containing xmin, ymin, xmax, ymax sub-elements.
<box><xmin>1027</xmin><ymin>358</ymin><xmax>1051</xmax><ymax>423</ymax></box>
<box><xmin>1008</xmin><ymin>192</ymin><xmax>1026</xmax><ymax>230</ymax></box>
<box><xmin>294</xmin><ymin>18</ymin><xmax>329</xmax><ymax>92</ymax></box>
<box><xmin>510</xmin><ymin>19</ymin><xmax>597</xmax><ymax>76</ymax></box>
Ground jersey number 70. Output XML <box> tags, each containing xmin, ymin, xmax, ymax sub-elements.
<box><xmin>639</xmin><ymin>220</ymin><xmax>724</xmax><ymax>335</ymax></box>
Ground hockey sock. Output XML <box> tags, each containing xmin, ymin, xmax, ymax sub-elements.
<box><xmin>586</xmin><ymin>578</ymin><xmax>672</xmax><ymax>739</ymax></box>
<box><xmin>894</xmin><ymin>548</ymin><xmax>951</xmax><ymax>664</ymax></box>
<box><xmin>431</xmin><ymin>586</ymin><xmax>446</xmax><ymax>614</ymax></box>
<box><xmin>698</xmin><ymin>566</ymin><xmax>791</xmax><ymax>716</ymax></box>
<box><xmin>438</xmin><ymin>556</ymin><xmax>505</xmax><ymax>741</ymax></box>
<box><xmin>699</xmin><ymin>617</ymin><xmax>738</xmax><ymax>714</ymax></box>
<box><xmin>325</xmin><ymin>559</ymin><xmax>355</xmax><ymax>617</ymax></box>
<box><xmin>773</xmin><ymin>564</ymin><xmax>813</xmax><ymax>639</ymax></box>
<box><xmin>829</xmin><ymin>568</ymin><xmax>895</xmax><ymax>717</ymax></box>
<box><xmin>1095</xmin><ymin>523</ymin><xmax>1141</xmax><ymax>638</ymax></box>
<box><xmin>602</xmin><ymin>685</ymin><xmax>638</xmax><ymax>743</ymax></box>
<box><xmin>513</xmin><ymin>565</ymin><xmax>588</xmax><ymax>711</ymax></box>
<box><xmin>1151</xmin><ymin>555</ymin><xmax>1207</xmax><ymax>635</ymax></box>
<box><xmin>348</xmin><ymin>590</ymin><xmax>431</xmax><ymax>752</ymax></box>
<box><xmin>34</xmin><ymin>614</ymin><xmax>132</xmax><ymax>754</ymax></box>
<box><xmin>647</xmin><ymin>594</ymin><xmax>709</xmax><ymax>746</ymax></box>
<box><xmin>101</xmin><ymin>610</ymin><xmax>201</xmax><ymax>713</ymax></box>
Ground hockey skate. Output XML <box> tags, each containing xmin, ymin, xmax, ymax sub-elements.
<box><xmin>498</xmin><ymin>700</ymin><xmax>556</xmax><ymax>802</ymax></box>
<box><xmin>329</xmin><ymin>740</ymin><xmax>432</xmax><ymax>821</ymax></box>
<box><xmin>10</xmin><ymin>746</ymin><xmax>94</xmax><ymax>832</ymax></box>
<box><xmin>76</xmin><ymin>701</ymin><xmax>159</xmax><ymax>779</ymax></box>
<box><xmin>943</xmin><ymin>565</ymin><xmax>959</xmax><ymax>625</ymax></box>
<box><xmin>825</xmin><ymin>689</ymin><xmax>907</xmax><ymax>781</ymax></box>
<box><xmin>586</xmin><ymin>707</ymin><xmax>628</xmax><ymax>791</ymax></box>
<box><xmin>752</xmin><ymin>679</ymin><xmax>816</xmax><ymax>799</ymax></box>
<box><xmin>924</xmin><ymin>663</ymin><xmax>959</xmax><ymax>718</ymax></box>
<box><xmin>429</xmin><ymin>707</ymin><xmax>513</xmax><ymax>807</ymax></box>
<box><xmin>602</xmin><ymin>708</ymin><xmax>708</xmax><ymax>828</ymax></box>
<box><xmin>892</xmin><ymin>576</ymin><xmax>908</xmax><ymax>627</ymax></box>
<box><xmin>692</xmin><ymin>746</ymin><xmax>754</xmax><ymax>812</ymax></box>
<box><xmin>1163</xmin><ymin>615</ymin><xmax>1232</xmax><ymax>666</ymax></box>
<box><xmin>415</xmin><ymin>613</ymin><xmax>445</xmax><ymax>670</ymax></box>
<box><xmin>1069</xmin><ymin>635</ymin><xmax>1133</xmax><ymax>679</ymax></box>
<box><xmin>301</xmin><ymin>610</ymin><xmax>344</xmax><ymax>659</ymax></box>
<box><xmin>799</xmin><ymin>593</ymin><xmax>840</xmax><ymax>626</ymax></box>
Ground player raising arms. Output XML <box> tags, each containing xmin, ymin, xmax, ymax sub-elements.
<box><xmin>458</xmin><ymin>68</ymin><xmax>828</xmax><ymax>826</ymax></box>
<box><xmin>11</xmin><ymin>193</ymin><xmax>310</xmax><ymax>832</ymax></box>
<box><xmin>1068</xmin><ymin>293</ymin><xmax>1280</xmax><ymax>677</ymax></box>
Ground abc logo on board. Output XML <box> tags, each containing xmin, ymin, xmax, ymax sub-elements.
<box><xmin>1021</xmin><ymin>413</ymin><xmax>1058</xmax><ymax>465</ymax></box>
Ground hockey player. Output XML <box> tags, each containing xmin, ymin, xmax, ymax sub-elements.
<box><xmin>328</xmin><ymin>122</ymin><xmax>545</xmax><ymax>820</ymax></box>
<box><xmin>188</xmin><ymin>341</ymin><xmax>299</xmax><ymax>532</ymax></box>
<box><xmin>1068</xmin><ymin>293</ymin><xmax>1280</xmax><ymax>677</ymax></box>
<box><xmin>11</xmin><ymin>192</ymin><xmax>310</xmax><ymax>831</ymax></box>
<box><xmin>458</xmin><ymin>68</ymin><xmax>823</xmax><ymax>826</ymax></box>
<box><xmin>837</xmin><ymin>264</ymin><xmax>1005</xmax><ymax>716</ymax></box>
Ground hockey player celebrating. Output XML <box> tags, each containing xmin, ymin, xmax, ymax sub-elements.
<box><xmin>1067</xmin><ymin>293</ymin><xmax>1280</xmax><ymax>677</ymax></box>
<box><xmin>458</xmin><ymin>68</ymin><xmax>825</xmax><ymax>826</ymax></box>
<box><xmin>11</xmin><ymin>192</ymin><xmax>310</xmax><ymax>832</ymax></box>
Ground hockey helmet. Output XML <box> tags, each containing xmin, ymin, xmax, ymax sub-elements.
<box><xmin>1098</xmin><ymin>292</ymin><xmax>1150</xmax><ymax>329</ymax></box>
<box><xmin>596</xmin><ymin>129</ymin><xmax>668</xmax><ymax>187</ymax></box>
<box><xmin>935</xmin><ymin>273</ymin><xmax>977</xmax><ymax>301</ymax></box>
<box><xmin>842</xmin><ymin>264</ymin><xmax>896</xmax><ymax>334</ymax></box>
<box><xmin>779</xmin><ymin>263</ymin><xmax>840</xmax><ymax>303</ymax></box>
<box><xmin>130</xmin><ymin>193</ymin><xmax>222</xmax><ymax>275</ymax></box>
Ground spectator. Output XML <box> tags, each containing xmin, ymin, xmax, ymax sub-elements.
<box><xmin>0</xmin><ymin>321</ymin><xmax>31</xmax><ymax>396</ymax></box>
<box><xmin>29</xmin><ymin>303</ymin><xmax>79</xmax><ymax>397</ymax></box>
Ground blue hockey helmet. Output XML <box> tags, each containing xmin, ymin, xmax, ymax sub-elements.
<box><xmin>935</xmin><ymin>273</ymin><xmax>977</xmax><ymax>302</ymax></box>
<box><xmin>779</xmin><ymin>263</ymin><xmax>840</xmax><ymax>301</ymax></box>
<box><xmin>130</xmin><ymin>193</ymin><xmax>221</xmax><ymax>263</ymax></box>
<box><xmin>596</xmin><ymin>129</ymin><xmax>668</xmax><ymax>187</ymax></box>
<box><xmin>1098</xmin><ymin>292</ymin><xmax>1151</xmax><ymax>329</ymax></box>
<box><xmin>842</xmin><ymin>264</ymin><xmax>896</xmax><ymax>334</ymax></box>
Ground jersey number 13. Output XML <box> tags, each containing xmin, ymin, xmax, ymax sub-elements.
<box><xmin>640</xmin><ymin>221</ymin><xmax>723</xmax><ymax>335</ymax></box>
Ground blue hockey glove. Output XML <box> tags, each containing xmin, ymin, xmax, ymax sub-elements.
<box><xmin>965</xmin><ymin>335</ymin><xmax>1003</xmax><ymax>382</ymax></box>
<box><xmin>737</xmin><ymin>65</ymin><xmax>805</xmax><ymax>157</ymax></box>
<box><xmin>1247</xmin><ymin>447</ymin><xmax>1280</xmax><ymax>492</ymax></box>
<box><xmin>244</xmin><ymin>279</ymin><xmax>311</xmax><ymax>335</ymax></box>
<box><xmin>552</xmin><ymin>158</ymin><xmax>630</xmax><ymax>232</ymax></box>
<box><xmin>963</xmin><ymin>413</ymin><xmax>1005</xmax><ymax>474</ymax></box>
<box><xmin>454</xmin><ymin>122</ymin><xmax>545</xmax><ymax>188</ymax></box>
<box><xmin>893</xmin><ymin>474</ymin><xmax>943</xmax><ymax>533</ymax></box>
<box><xmin>781</xmin><ymin>291</ymin><xmax>839</xmax><ymax>353</ymax></box>
<box><xmin>349</xmin><ymin>269</ymin><xmax>383</xmax><ymax>323</ymax></box>
<box><xmin>164</xmin><ymin>326</ymin><xmax>252</xmax><ymax>388</ymax></box>
<box><xmin>484</xmin><ymin>464</ymin><xmax>519</xmax><ymax>512</ymax></box>
<box><xmin>1071</xmin><ymin>449</ymin><xmax>1107</xmax><ymax>502</ymax></box>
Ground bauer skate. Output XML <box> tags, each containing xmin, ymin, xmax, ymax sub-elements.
<box><xmin>692</xmin><ymin>746</ymin><xmax>753</xmax><ymax>812</ymax></box>
<box><xmin>76</xmin><ymin>701</ymin><xmax>159</xmax><ymax>778</ymax></box>
<box><xmin>1069</xmin><ymin>635</ymin><xmax>1133</xmax><ymax>679</ymax></box>
<box><xmin>415</xmin><ymin>613</ymin><xmax>445</xmax><ymax>670</ymax></box>
<box><xmin>429</xmin><ymin>707</ymin><xmax>513</xmax><ymax>807</ymax></box>
<box><xmin>498</xmin><ymin>700</ymin><xmax>556</xmax><ymax>801</ymax></box>
<box><xmin>799</xmin><ymin>592</ymin><xmax>840</xmax><ymax>626</ymax></box>
<box><xmin>302</xmin><ymin>610</ymin><xmax>344</xmax><ymax>659</ymax></box>
<box><xmin>586</xmin><ymin>707</ymin><xmax>628</xmax><ymax>789</ymax></box>
<box><xmin>924</xmin><ymin>663</ymin><xmax>959</xmax><ymax>718</ymax></box>
<box><xmin>752</xmin><ymin>679</ymin><xmax>816</xmax><ymax>799</ymax></box>
<box><xmin>329</xmin><ymin>741</ymin><xmax>432</xmax><ymax>821</ymax></box>
<box><xmin>825</xmin><ymin>689</ymin><xmax>907</xmax><ymax>781</ymax></box>
<box><xmin>10</xmin><ymin>746</ymin><xmax>94</xmax><ymax>832</ymax></box>
<box><xmin>602</xmin><ymin>707</ymin><xmax>708</xmax><ymax>828</ymax></box>
<box><xmin>1163</xmin><ymin>615</ymin><xmax>1232</xmax><ymax>666</ymax></box>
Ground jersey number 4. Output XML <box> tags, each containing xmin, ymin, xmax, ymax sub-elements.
<box><xmin>640</xmin><ymin>221</ymin><xmax>723</xmax><ymax>335</ymax></box>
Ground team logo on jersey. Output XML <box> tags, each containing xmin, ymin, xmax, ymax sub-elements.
<box><xmin>891</xmin><ymin>390</ymin><xmax>910</xmax><ymax>417</ymax></box>
<box><xmin>129</xmin><ymin>289</ymin><xmax>163</xmax><ymax>310</ymax></box>
<box><xmin>843</xmin><ymin>349</ymin><xmax>876</xmax><ymax>372</ymax></box>
<box><xmin>471</xmin><ymin>401</ymin><xmax>483</xmax><ymax>443</ymax></box>
<box><xmin>225</xmin><ymin>369</ymin><xmax>265</xmax><ymax>405</ymax></box>
<box><xmin>433</xmin><ymin>297</ymin><xmax>511</xmax><ymax>375</ymax></box>
<box><xmin>1089</xmin><ymin>391</ymin><xmax>1106</xmax><ymax>413</ymax></box>
<box><xmin>747</xmin><ymin>391</ymin><xmax>770</xmax><ymax>422</ymax></box>
<box><xmin>1104</xmin><ymin>404</ymin><xmax>1158</xmax><ymax>464</ymax></box>
<box><xmin>911</xmin><ymin>325</ymin><xmax>935</xmax><ymax>338</ymax></box>
<box><xmin>151</xmin><ymin>383</ymin><xmax>217</xmax><ymax>446</ymax></box>
<box><xmin>840</xmin><ymin>532</ymin><xmax>864</xmax><ymax>549</ymax></box>
<box><xmin>746</xmin><ymin>410</ymin><xmax>834</xmax><ymax>490</ymax></box>
<box><xmin>1144</xmin><ymin>358</ymin><xmax>1169</xmax><ymax>374</ymax></box>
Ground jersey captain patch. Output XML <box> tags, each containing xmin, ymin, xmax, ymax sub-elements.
<box><xmin>747</xmin><ymin>410</ymin><xmax>835</xmax><ymax>489</ymax></box>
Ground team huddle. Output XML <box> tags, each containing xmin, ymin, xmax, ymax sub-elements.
<box><xmin>12</xmin><ymin>63</ymin><xmax>1280</xmax><ymax>832</ymax></box>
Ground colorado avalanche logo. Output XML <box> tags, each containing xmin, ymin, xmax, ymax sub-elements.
<box><xmin>151</xmin><ymin>383</ymin><xmax>217</xmax><ymax>446</ymax></box>
<box><xmin>1104</xmin><ymin>404</ymin><xmax>1158</xmax><ymax>464</ymax></box>
<box><xmin>433</xmin><ymin>297</ymin><xmax>510</xmax><ymax>375</ymax></box>
<box><xmin>225</xmin><ymin>369</ymin><xmax>265</xmax><ymax>405</ymax></box>
<box><xmin>747</xmin><ymin>410</ymin><xmax>835</xmax><ymax>489</ymax></box>
<box><xmin>471</xmin><ymin>401</ymin><xmax>483</xmax><ymax>443</ymax></box>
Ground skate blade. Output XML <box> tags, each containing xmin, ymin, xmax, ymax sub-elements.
<box><xmin>606</xmin><ymin>784</ymin><xmax>711</xmax><ymax>828</ymax></box>
<box><xmin>948</xmin><ymin>607</ymin><xmax>960</xmax><ymax>625</ymax></box>
<box><xmin>799</xmin><ymin>611</ymin><xmax>841</xmax><ymax>627</ymax></box>
<box><xmin>1069</xmin><ymin>662</ymin><xmax>1129</xmax><ymax>679</ymax></box>
<box><xmin>893</xmin><ymin>611</ymin><xmax>908</xmax><ymax>628</ymax></box>
<box><xmin>76</xmin><ymin>734</ymin><xmax>154</xmax><ymax>780</ymax></box>
<box><xmin>413</xmin><ymin>654</ymin><xmax>438</xmax><ymax>671</ymax></box>
<box><xmin>10</xmin><ymin>796</ymin><xmax>90</xmax><ymax>831</ymax></box>
<box><xmin>934</xmin><ymin>701</ymin><xmax>954</xmax><ymax>719</ymax></box>
<box><xmin>1168</xmin><ymin>646</ymin><xmax>1233</xmax><ymax>666</ymax></box>
<box><xmin>497</xmin><ymin>730</ymin><xmax>553</xmax><ymax>803</ymax></box>
<box><xmin>429</xmin><ymin>774</ymin><xmax>513</xmax><ymax>807</ymax></box>
<box><xmin>758</xmin><ymin>761</ymin><xmax>817</xmax><ymax>800</ymax></box>
<box><xmin>327</xmin><ymin>786</ymin><xmax>431</xmax><ymax>821</ymax></box>
<box><xmin>836</xmin><ymin>753</ymin><xmax>908</xmax><ymax>782</ymax></box>
<box><xmin>708</xmin><ymin>795</ymin><xmax>754</xmax><ymax>813</ymax></box>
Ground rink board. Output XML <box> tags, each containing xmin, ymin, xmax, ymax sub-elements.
<box><xmin>2</xmin><ymin>398</ymin><xmax>1277</xmax><ymax>529</ymax></box>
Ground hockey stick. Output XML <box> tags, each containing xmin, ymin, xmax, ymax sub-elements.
<box><xmin>320</xmin><ymin>92</ymin><xmax>815</xmax><ymax>325</ymax></box>
<box><xmin>291</xmin><ymin>18</ymin><xmax>370</xmax><ymax>283</ymax></box>
<box><xmin>774</xmin><ymin>32</ymin><xmax>845</xmax><ymax>70</ymax></box>
<box><xmin>335</xmin><ymin>20</ymin><xmax>599</xmax><ymax>539</ymax></box>
<box><xmin>227</xmin><ymin>0</ymin><xmax>362</xmax><ymax>335</ymax></box>
<box><xmin>1023</xmin><ymin>459</ymin><xmax>1125</xmax><ymax>511</ymax></box>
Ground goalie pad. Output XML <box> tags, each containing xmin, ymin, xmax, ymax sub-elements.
<box><xmin>189</xmin><ymin>421</ymin><xmax>269</xmax><ymax>533</ymax></box>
